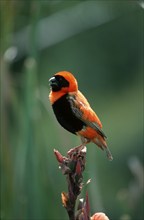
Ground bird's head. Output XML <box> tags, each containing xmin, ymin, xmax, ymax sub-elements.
<box><xmin>49</xmin><ymin>71</ymin><xmax>78</xmax><ymax>93</ymax></box>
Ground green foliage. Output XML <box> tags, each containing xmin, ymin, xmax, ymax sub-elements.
<box><xmin>1</xmin><ymin>1</ymin><xmax>143</xmax><ymax>220</ymax></box>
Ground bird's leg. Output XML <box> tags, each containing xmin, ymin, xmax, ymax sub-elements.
<box><xmin>67</xmin><ymin>144</ymin><xmax>83</xmax><ymax>157</ymax></box>
<box><xmin>67</xmin><ymin>137</ymin><xmax>89</xmax><ymax>157</ymax></box>
<box><xmin>72</xmin><ymin>137</ymin><xmax>89</xmax><ymax>155</ymax></box>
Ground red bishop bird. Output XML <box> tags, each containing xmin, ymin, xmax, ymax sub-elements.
<box><xmin>49</xmin><ymin>71</ymin><xmax>113</xmax><ymax>161</ymax></box>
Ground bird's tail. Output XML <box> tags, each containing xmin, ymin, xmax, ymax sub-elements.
<box><xmin>104</xmin><ymin>146</ymin><xmax>113</xmax><ymax>161</ymax></box>
<box><xmin>93</xmin><ymin>137</ymin><xmax>113</xmax><ymax>161</ymax></box>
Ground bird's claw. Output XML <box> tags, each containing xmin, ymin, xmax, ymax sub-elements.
<box><xmin>67</xmin><ymin>145</ymin><xmax>85</xmax><ymax>158</ymax></box>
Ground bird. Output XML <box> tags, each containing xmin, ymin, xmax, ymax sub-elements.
<box><xmin>49</xmin><ymin>71</ymin><xmax>113</xmax><ymax>161</ymax></box>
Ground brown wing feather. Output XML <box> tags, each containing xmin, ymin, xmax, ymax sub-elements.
<box><xmin>67</xmin><ymin>91</ymin><xmax>107</xmax><ymax>138</ymax></box>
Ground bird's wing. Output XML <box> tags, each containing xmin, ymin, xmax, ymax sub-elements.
<box><xmin>67</xmin><ymin>92</ymin><xmax>107</xmax><ymax>138</ymax></box>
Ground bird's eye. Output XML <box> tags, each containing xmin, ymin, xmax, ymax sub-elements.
<box><xmin>58</xmin><ymin>76</ymin><xmax>64</xmax><ymax>82</ymax></box>
<box><xmin>55</xmin><ymin>75</ymin><xmax>69</xmax><ymax>88</ymax></box>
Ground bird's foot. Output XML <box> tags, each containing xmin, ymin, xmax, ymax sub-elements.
<box><xmin>67</xmin><ymin>145</ymin><xmax>86</xmax><ymax>157</ymax></box>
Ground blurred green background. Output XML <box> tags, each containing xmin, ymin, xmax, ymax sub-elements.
<box><xmin>0</xmin><ymin>1</ymin><xmax>143</xmax><ymax>220</ymax></box>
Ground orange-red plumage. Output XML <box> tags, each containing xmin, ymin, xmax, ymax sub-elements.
<box><xmin>49</xmin><ymin>71</ymin><xmax>113</xmax><ymax>160</ymax></box>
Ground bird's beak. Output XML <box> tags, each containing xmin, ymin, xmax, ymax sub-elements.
<box><xmin>49</xmin><ymin>77</ymin><xmax>56</xmax><ymax>86</ymax></box>
<box><xmin>49</xmin><ymin>76</ymin><xmax>59</xmax><ymax>91</ymax></box>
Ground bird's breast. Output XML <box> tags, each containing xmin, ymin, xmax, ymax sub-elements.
<box><xmin>52</xmin><ymin>94</ymin><xmax>85</xmax><ymax>134</ymax></box>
